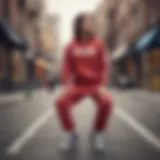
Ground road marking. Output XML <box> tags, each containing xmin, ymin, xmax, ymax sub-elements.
<box><xmin>6</xmin><ymin>87</ymin><xmax>61</xmax><ymax>155</ymax></box>
<box><xmin>115</xmin><ymin>107</ymin><xmax>160</xmax><ymax>152</ymax></box>
<box><xmin>6</xmin><ymin>109</ymin><xmax>53</xmax><ymax>155</ymax></box>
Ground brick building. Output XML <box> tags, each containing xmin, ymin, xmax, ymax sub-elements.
<box><xmin>94</xmin><ymin>2</ymin><xmax>107</xmax><ymax>40</ymax></box>
<box><xmin>94</xmin><ymin>0</ymin><xmax>118</xmax><ymax>50</ymax></box>
<box><xmin>95</xmin><ymin>0</ymin><xmax>160</xmax><ymax>90</ymax></box>
<box><xmin>106</xmin><ymin>0</ymin><xmax>160</xmax><ymax>90</ymax></box>
<box><xmin>0</xmin><ymin>0</ymin><xmax>45</xmax><ymax>91</ymax></box>
<box><xmin>97</xmin><ymin>0</ymin><xmax>159</xmax><ymax>52</ymax></box>
<box><xmin>35</xmin><ymin>14</ymin><xmax>60</xmax><ymax>80</ymax></box>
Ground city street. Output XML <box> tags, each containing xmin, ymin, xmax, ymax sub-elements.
<box><xmin>0</xmin><ymin>87</ymin><xmax>160</xmax><ymax>160</ymax></box>
<box><xmin>0</xmin><ymin>0</ymin><xmax>160</xmax><ymax>159</ymax></box>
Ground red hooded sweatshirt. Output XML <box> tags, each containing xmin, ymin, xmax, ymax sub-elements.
<box><xmin>62</xmin><ymin>37</ymin><xmax>109</xmax><ymax>88</ymax></box>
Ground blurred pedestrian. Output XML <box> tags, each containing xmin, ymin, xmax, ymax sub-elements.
<box><xmin>55</xmin><ymin>13</ymin><xmax>112</xmax><ymax>151</ymax></box>
<box><xmin>24</xmin><ymin>47</ymin><xmax>35</xmax><ymax>99</ymax></box>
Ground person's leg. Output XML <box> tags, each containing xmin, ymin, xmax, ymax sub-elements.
<box><xmin>55</xmin><ymin>86</ymin><xmax>83</xmax><ymax>132</ymax></box>
<box><xmin>90</xmin><ymin>90</ymin><xmax>112</xmax><ymax>151</ymax></box>
<box><xmin>93</xmin><ymin>90</ymin><xmax>112</xmax><ymax>132</ymax></box>
<box><xmin>55</xmin><ymin>86</ymin><xmax>84</xmax><ymax>150</ymax></box>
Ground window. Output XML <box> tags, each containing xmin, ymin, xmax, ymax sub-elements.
<box><xmin>3</xmin><ymin>0</ymin><xmax>9</xmax><ymax>20</ymax></box>
<box><xmin>108</xmin><ymin>8</ymin><xmax>115</xmax><ymax>20</ymax></box>
<box><xmin>18</xmin><ymin>0</ymin><xmax>25</xmax><ymax>11</ymax></box>
<box><xmin>131</xmin><ymin>5</ymin><xmax>138</xmax><ymax>17</ymax></box>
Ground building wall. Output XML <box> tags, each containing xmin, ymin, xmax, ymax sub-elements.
<box><xmin>107</xmin><ymin>0</ymin><xmax>160</xmax><ymax>52</ymax></box>
<box><xmin>38</xmin><ymin>15</ymin><xmax>58</xmax><ymax>56</ymax></box>
<box><xmin>96</xmin><ymin>0</ymin><xmax>119</xmax><ymax>50</ymax></box>
<box><xmin>0</xmin><ymin>0</ymin><xmax>45</xmax><ymax>84</ymax></box>
<box><xmin>94</xmin><ymin>3</ymin><xmax>108</xmax><ymax>40</ymax></box>
<box><xmin>106</xmin><ymin>0</ymin><xmax>160</xmax><ymax>88</ymax></box>
<box><xmin>145</xmin><ymin>0</ymin><xmax>160</xmax><ymax>26</ymax></box>
<box><xmin>0</xmin><ymin>0</ymin><xmax>4</xmax><ymax>16</ymax></box>
<box><xmin>34</xmin><ymin>14</ymin><xmax>60</xmax><ymax>79</ymax></box>
<box><xmin>11</xmin><ymin>0</ymin><xmax>45</xmax><ymax>82</ymax></box>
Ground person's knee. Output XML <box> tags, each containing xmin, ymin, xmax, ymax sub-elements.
<box><xmin>105</xmin><ymin>95</ymin><xmax>112</xmax><ymax>107</ymax></box>
<box><xmin>99</xmin><ymin>93</ymin><xmax>112</xmax><ymax>108</ymax></box>
<box><xmin>55</xmin><ymin>96</ymin><xmax>68</xmax><ymax>110</ymax></box>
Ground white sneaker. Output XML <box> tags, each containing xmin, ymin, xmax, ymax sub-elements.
<box><xmin>90</xmin><ymin>132</ymin><xmax>106</xmax><ymax>151</ymax></box>
<box><xmin>59</xmin><ymin>132</ymin><xmax>78</xmax><ymax>151</ymax></box>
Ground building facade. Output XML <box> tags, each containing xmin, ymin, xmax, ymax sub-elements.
<box><xmin>34</xmin><ymin>14</ymin><xmax>60</xmax><ymax>80</ymax></box>
<box><xmin>107</xmin><ymin>0</ymin><xmax>160</xmax><ymax>89</ymax></box>
<box><xmin>95</xmin><ymin>0</ymin><xmax>160</xmax><ymax>90</ymax></box>
<box><xmin>94</xmin><ymin>0</ymin><xmax>118</xmax><ymax>50</ymax></box>
<box><xmin>0</xmin><ymin>0</ymin><xmax>45</xmax><ymax>91</ymax></box>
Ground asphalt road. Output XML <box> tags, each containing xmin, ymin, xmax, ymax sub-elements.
<box><xmin>0</xmin><ymin>88</ymin><xmax>160</xmax><ymax>160</ymax></box>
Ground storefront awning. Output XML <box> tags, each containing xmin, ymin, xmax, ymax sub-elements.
<box><xmin>112</xmin><ymin>44</ymin><xmax>129</xmax><ymax>61</ymax></box>
<box><xmin>0</xmin><ymin>19</ymin><xmax>28</xmax><ymax>51</ymax></box>
<box><xmin>134</xmin><ymin>25</ymin><xmax>160</xmax><ymax>52</ymax></box>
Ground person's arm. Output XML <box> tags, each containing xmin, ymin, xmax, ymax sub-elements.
<box><xmin>61</xmin><ymin>44</ymin><xmax>73</xmax><ymax>85</ymax></box>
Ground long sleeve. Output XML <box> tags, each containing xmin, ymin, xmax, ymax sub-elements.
<box><xmin>99</xmin><ymin>42</ymin><xmax>109</xmax><ymax>85</ymax></box>
<box><xmin>61</xmin><ymin>45</ymin><xmax>73</xmax><ymax>85</ymax></box>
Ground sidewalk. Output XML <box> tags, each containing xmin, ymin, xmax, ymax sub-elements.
<box><xmin>131</xmin><ymin>89</ymin><xmax>160</xmax><ymax>114</ymax></box>
<box><xmin>0</xmin><ymin>89</ymin><xmax>43</xmax><ymax>105</ymax></box>
<box><xmin>112</xmin><ymin>88</ymin><xmax>160</xmax><ymax>115</ymax></box>
<box><xmin>0</xmin><ymin>91</ymin><xmax>26</xmax><ymax>104</ymax></box>
<box><xmin>113</xmin><ymin>88</ymin><xmax>160</xmax><ymax>100</ymax></box>
<box><xmin>0</xmin><ymin>86</ymin><xmax>60</xmax><ymax>107</ymax></box>
<box><xmin>128</xmin><ymin>89</ymin><xmax>160</xmax><ymax>102</ymax></box>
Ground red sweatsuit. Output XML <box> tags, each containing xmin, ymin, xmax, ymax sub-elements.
<box><xmin>56</xmin><ymin>37</ymin><xmax>112</xmax><ymax>131</ymax></box>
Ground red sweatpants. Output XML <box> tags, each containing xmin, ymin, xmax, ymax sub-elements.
<box><xmin>55</xmin><ymin>85</ymin><xmax>112</xmax><ymax>132</ymax></box>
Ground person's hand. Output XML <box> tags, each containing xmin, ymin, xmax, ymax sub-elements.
<box><xmin>98</xmin><ymin>85</ymin><xmax>106</xmax><ymax>95</ymax></box>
